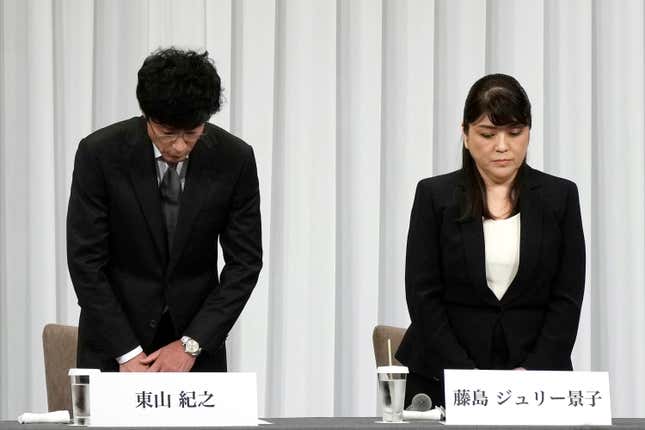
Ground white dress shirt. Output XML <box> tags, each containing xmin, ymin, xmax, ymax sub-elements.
<box><xmin>483</xmin><ymin>213</ymin><xmax>521</xmax><ymax>301</ymax></box>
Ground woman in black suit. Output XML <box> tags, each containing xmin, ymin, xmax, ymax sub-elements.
<box><xmin>396</xmin><ymin>74</ymin><xmax>585</xmax><ymax>407</ymax></box>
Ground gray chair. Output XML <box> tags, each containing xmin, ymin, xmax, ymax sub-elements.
<box><xmin>42</xmin><ymin>323</ymin><xmax>78</xmax><ymax>413</ymax></box>
<box><xmin>372</xmin><ymin>325</ymin><xmax>406</xmax><ymax>367</ymax></box>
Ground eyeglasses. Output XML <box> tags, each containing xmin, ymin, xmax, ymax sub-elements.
<box><xmin>148</xmin><ymin>121</ymin><xmax>205</xmax><ymax>144</ymax></box>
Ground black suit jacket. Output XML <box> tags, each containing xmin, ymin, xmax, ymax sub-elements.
<box><xmin>396</xmin><ymin>166</ymin><xmax>585</xmax><ymax>379</ymax></box>
<box><xmin>67</xmin><ymin>116</ymin><xmax>262</xmax><ymax>371</ymax></box>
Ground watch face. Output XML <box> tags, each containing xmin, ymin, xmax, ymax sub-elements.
<box><xmin>186</xmin><ymin>339</ymin><xmax>200</xmax><ymax>354</ymax></box>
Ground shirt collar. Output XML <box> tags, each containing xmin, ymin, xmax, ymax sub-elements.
<box><xmin>152</xmin><ymin>143</ymin><xmax>162</xmax><ymax>159</ymax></box>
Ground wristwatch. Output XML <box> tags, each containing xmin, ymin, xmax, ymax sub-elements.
<box><xmin>180</xmin><ymin>336</ymin><xmax>202</xmax><ymax>357</ymax></box>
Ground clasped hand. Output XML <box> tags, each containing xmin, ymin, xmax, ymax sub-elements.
<box><xmin>119</xmin><ymin>340</ymin><xmax>196</xmax><ymax>372</ymax></box>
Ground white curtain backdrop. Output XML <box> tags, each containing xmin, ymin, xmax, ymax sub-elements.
<box><xmin>1</xmin><ymin>0</ymin><xmax>644</xmax><ymax>419</ymax></box>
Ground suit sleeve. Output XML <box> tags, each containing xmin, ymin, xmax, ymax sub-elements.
<box><xmin>522</xmin><ymin>182</ymin><xmax>586</xmax><ymax>369</ymax></box>
<box><xmin>67</xmin><ymin>139</ymin><xmax>140</xmax><ymax>358</ymax></box>
<box><xmin>183</xmin><ymin>146</ymin><xmax>262</xmax><ymax>352</ymax></box>
<box><xmin>405</xmin><ymin>181</ymin><xmax>476</xmax><ymax>369</ymax></box>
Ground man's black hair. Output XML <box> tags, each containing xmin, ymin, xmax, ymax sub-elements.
<box><xmin>136</xmin><ymin>47</ymin><xmax>222</xmax><ymax>129</ymax></box>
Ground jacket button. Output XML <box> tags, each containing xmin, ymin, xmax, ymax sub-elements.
<box><xmin>149</xmin><ymin>319</ymin><xmax>157</xmax><ymax>328</ymax></box>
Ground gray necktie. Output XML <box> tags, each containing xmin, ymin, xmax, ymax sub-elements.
<box><xmin>160</xmin><ymin>162</ymin><xmax>181</xmax><ymax>251</ymax></box>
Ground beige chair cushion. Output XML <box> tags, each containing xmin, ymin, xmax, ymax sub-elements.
<box><xmin>372</xmin><ymin>325</ymin><xmax>406</xmax><ymax>367</ymax></box>
<box><xmin>42</xmin><ymin>324</ymin><xmax>78</xmax><ymax>413</ymax></box>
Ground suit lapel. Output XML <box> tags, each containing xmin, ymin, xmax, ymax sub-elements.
<box><xmin>128</xmin><ymin>119</ymin><xmax>167</xmax><ymax>261</ymax></box>
<box><xmin>458</xmin><ymin>186</ymin><xmax>500</xmax><ymax>306</ymax></box>
<box><xmin>167</xmin><ymin>135</ymin><xmax>217</xmax><ymax>274</ymax></box>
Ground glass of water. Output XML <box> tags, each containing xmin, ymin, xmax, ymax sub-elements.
<box><xmin>377</xmin><ymin>365</ymin><xmax>408</xmax><ymax>422</ymax></box>
<box><xmin>68</xmin><ymin>369</ymin><xmax>100</xmax><ymax>426</ymax></box>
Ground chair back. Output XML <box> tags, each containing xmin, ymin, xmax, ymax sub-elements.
<box><xmin>372</xmin><ymin>325</ymin><xmax>406</xmax><ymax>367</ymax></box>
<box><xmin>42</xmin><ymin>323</ymin><xmax>78</xmax><ymax>413</ymax></box>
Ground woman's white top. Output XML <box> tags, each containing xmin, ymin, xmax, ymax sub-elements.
<box><xmin>483</xmin><ymin>213</ymin><xmax>521</xmax><ymax>300</ymax></box>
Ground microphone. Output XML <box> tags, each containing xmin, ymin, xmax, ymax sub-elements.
<box><xmin>407</xmin><ymin>393</ymin><xmax>432</xmax><ymax>411</ymax></box>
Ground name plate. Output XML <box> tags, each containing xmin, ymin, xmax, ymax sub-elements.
<box><xmin>444</xmin><ymin>369</ymin><xmax>611</xmax><ymax>426</ymax></box>
<box><xmin>89</xmin><ymin>372</ymin><xmax>258</xmax><ymax>426</ymax></box>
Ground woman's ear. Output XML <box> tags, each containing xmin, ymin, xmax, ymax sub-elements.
<box><xmin>462</xmin><ymin>130</ymin><xmax>469</xmax><ymax>149</ymax></box>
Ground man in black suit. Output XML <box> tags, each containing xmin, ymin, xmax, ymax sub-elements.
<box><xmin>67</xmin><ymin>48</ymin><xmax>262</xmax><ymax>372</ymax></box>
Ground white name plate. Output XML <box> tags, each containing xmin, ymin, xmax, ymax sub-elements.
<box><xmin>444</xmin><ymin>369</ymin><xmax>611</xmax><ymax>426</ymax></box>
<box><xmin>89</xmin><ymin>372</ymin><xmax>258</xmax><ymax>426</ymax></box>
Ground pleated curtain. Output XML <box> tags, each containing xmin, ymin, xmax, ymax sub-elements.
<box><xmin>1</xmin><ymin>0</ymin><xmax>644</xmax><ymax>419</ymax></box>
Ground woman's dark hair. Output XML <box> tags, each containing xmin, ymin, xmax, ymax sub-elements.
<box><xmin>136</xmin><ymin>47</ymin><xmax>222</xmax><ymax>129</ymax></box>
<box><xmin>459</xmin><ymin>73</ymin><xmax>531</xmax><ymax>221</ymax></box>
